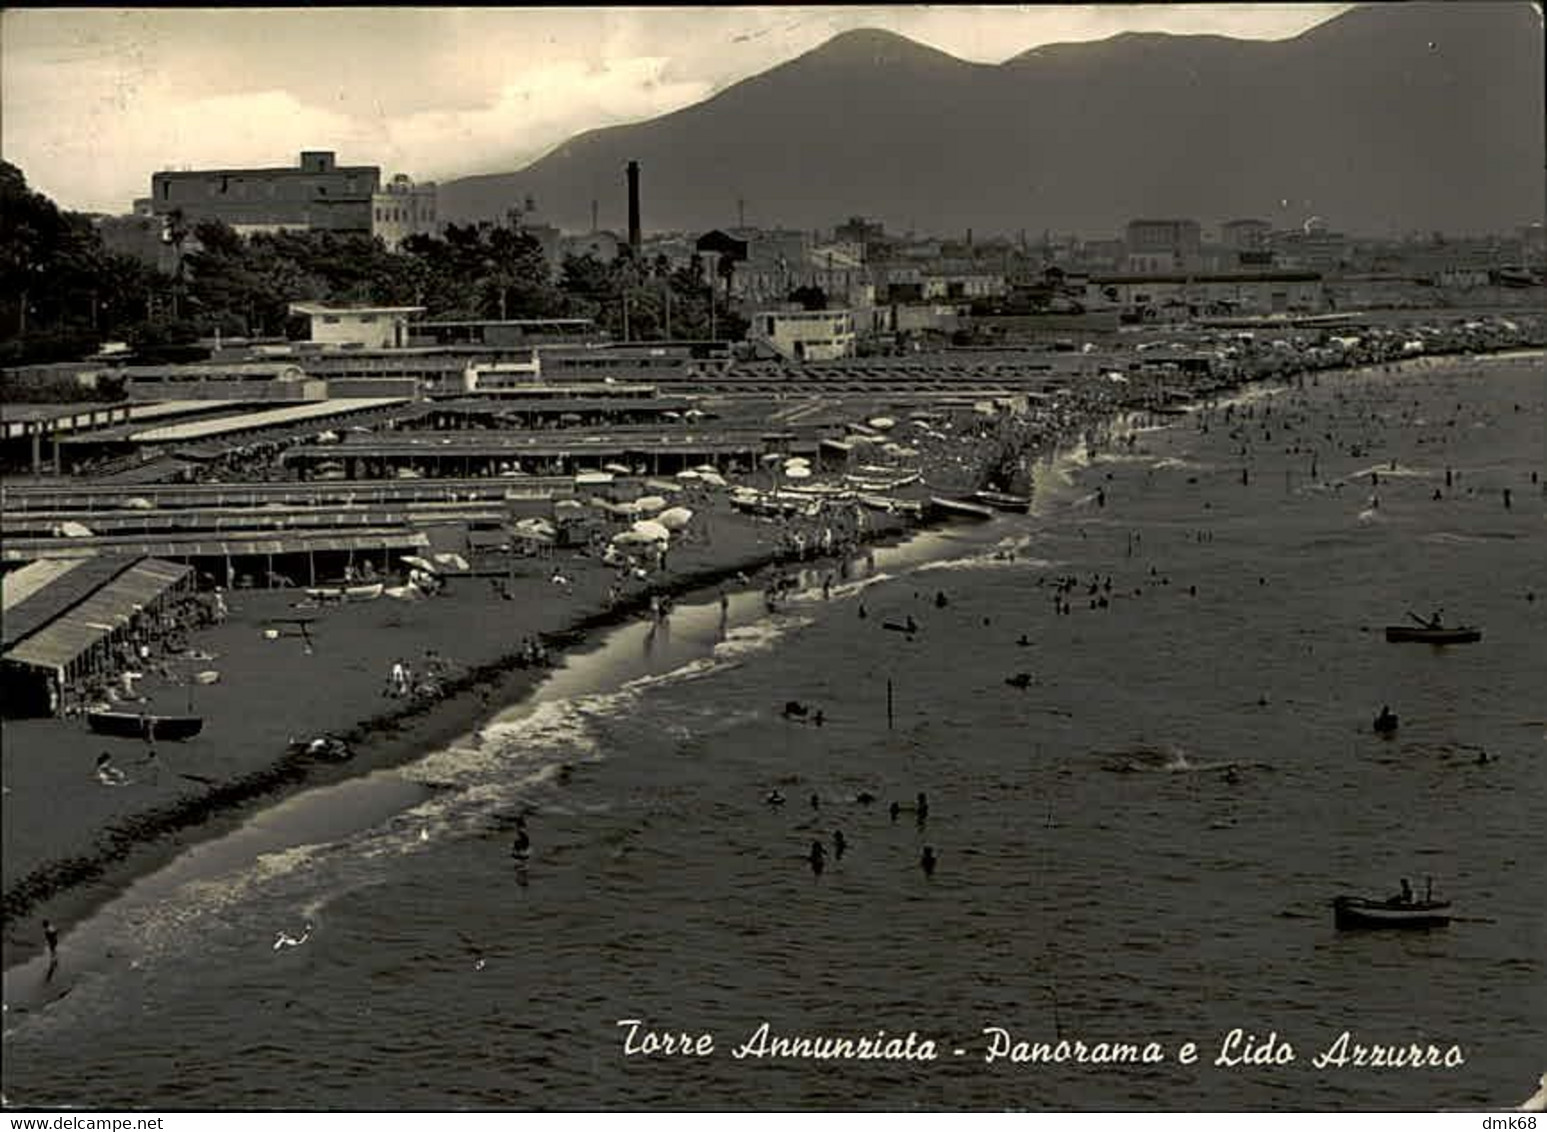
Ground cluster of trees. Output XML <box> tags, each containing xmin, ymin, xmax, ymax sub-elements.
<box><xmin>1</xmin><ymin>161</ymin><xmax>745</xmax><ymax>368</ymax></box>
<box><xmin>1</xmin><ymin>163</ymin><xmax>167</xmax><ymax>366</ymax></box>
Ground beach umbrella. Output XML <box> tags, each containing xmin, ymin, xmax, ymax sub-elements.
<box><xmin>402</xmin><ymin>554</ymin><xmax>437</xmax><ymax>573</ymax></box>
<box><xmin>512</xmin><ymin>519</ymin><xmax>555</xmax><ymax>539</ymax></box>
<box><xmin>698</xmin><ymin>471</ymin><xmax>727</xmax><ymax>487</ymax></box>
<box><xmin>554</xmin><ymin>499</ymin><xmax>584</xmax><ymax>514</ymax></box>
<box><xmin>760</xmin><ymin>453</ymin><xmax>784</xmax><ymax>465</ymax></box>
<box><xmin>630</xmin><ymin>519</ymin><xmax>672</xmax><ymax>543</ymax></box>
<box><xmin>784</xmin><ymin>465</ymin><xmax>813</xmax><ymax>480</ymax></box>
<box><xmin>694</xmin><ymin>464</ymin><xmax>718</xmax><ymax>474</ymax></box>
<box><xmin>611</xmin><ymin>530</ymin><xmax>655</xmax><ymax>548</ymax></box>
<box><xmin>868</xmin><ymin>416</ymin><xmax>896</xmax><ymax>431</ymax></box>
<box><xmin>634</xmin><ymin>495</ymin><xmax>668</xmax><ymax>513</ymax></box>
<box><xmin>603</xmin><ymin>462</ymin><xmax>631</xmax><ymax>474</ymax></box>
<box><xmin>59</xmin><ymin>521</ymin><xmax>95</xmax><ymax>537</ymax></box>
<box><xmin>683</xmin><ymin>408</ymin><xmax>707</xmax><ymax>420</ymax></box>
<box><xmin>433</xmin><ymin>552</ymin><xmax>470</xmax><ymax>572</ymax></box>
<box><xmin>675</xmin><ymin>469</ymin><xmax>701</xmax><ymax>480</ymax></box>
<box><xmin>657</xmin><ymin>506</ymin><xmax>694</xmax><ymax>530</ymax></box>
<box><xmin>123</xmin><ymin>497</ymin><xmax>155</xmax><ymax>510</ymax></box>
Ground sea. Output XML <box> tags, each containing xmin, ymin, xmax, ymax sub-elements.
<box><xmin>3</xmin><ymin>353</ymin><xmax>1544</xmax><ymax>1112</ymax></box>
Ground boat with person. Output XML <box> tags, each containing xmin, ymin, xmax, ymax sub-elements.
<box><xmin>88</xmin><ymin>710</ymin><xmax>203</xmax><ymax>741</ymax></box>
<box><xmin>1385</xmin><ymin>611</ymin><xmax>1482</xmax><ymax>644</ymax></box>
<box><xmin>1333</xmin><ymin>893</ymin><xmax>1452</xmax><ymax>931</ymax></box>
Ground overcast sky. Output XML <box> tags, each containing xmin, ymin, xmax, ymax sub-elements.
<box><xmin>4</xmin><ymin>5</ymin><xmax>1351</xmax><ymax>214</ymax></box>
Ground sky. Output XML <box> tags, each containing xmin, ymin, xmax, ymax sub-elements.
<box><xmin>3</xmin><ymin>5</ymin><xmax>1352</xmax><ymax>215</ymax></box>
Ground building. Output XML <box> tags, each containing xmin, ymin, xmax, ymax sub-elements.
<box><xmin>289</xmin><ymin>303</ymin><xmax>426</xmax><ymax>349</ymax></box>
<box><xmin>1124</xmin><ymin>219</ymin><xmax>1203</xmax><ymax>274</ymax></box>
<box><xmin>1219</xmin><ymin>219</ymin><xmax>1272</xmax><ymax>251</ymax></box>
<box><xmin>148</xmin><ymin>151</ymin><xmax>380</xmax><ymax>235</ymax></box>
<box><xmin>372</xmin><ymin>175</ymin><xmax>439</xmax><ymax>250</ymax></box>
<box><xmin>1083</xmin><ymin>271</ymin><xmax>1326</xmax><ymax>316</ymax></box>
<box><xmin>750</xmin><ymin>310</ymin><xmax>857</xmax><ymax>361</ymax></box>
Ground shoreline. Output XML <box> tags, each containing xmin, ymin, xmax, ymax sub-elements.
<box><xmin>3</xmin><ymin>334</ymin><xmax>1542</xmax><ymax>972</ymax></box>
<box><xmin>0</xmin><ymin>507</ymin><xmax>929</xmax><ymax>969</ymax></box>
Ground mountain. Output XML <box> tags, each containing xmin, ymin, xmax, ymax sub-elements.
<box><xmin>439</xmin><ymin>5</ymin><xmax>1545</xmax><ymax>238</ymax></box>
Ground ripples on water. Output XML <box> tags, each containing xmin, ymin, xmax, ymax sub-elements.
<box><xmin>4</xmin><ymin>359</ymin><xmax>1544</xmax><ymax>1111</ymax></box>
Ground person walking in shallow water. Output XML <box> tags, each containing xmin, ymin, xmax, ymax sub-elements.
<box><xmin>920</xmin><ymin>847</ymin><xmax>937</xmax><ymax>877</ymax></box>
<box><xmin>808</xmin><ymin>841</ymin><xmax>827</xmax><ymax>876</ymax></box>
<box><xmin>43</xmin><ymin>918</ymin><xmax>60</xmax><ymax>978</ymax></box>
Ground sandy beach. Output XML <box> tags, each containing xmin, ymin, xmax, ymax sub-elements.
<box><xmin>0</xmin><ymin>497</ymin><xmax>917</xmax><ymax>964</ymax></box>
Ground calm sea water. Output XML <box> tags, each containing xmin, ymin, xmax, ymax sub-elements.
<box><xmin>4</xmin><ymin>356</ymin><xmax>1544</xmax><ymax>1111</ymax></box>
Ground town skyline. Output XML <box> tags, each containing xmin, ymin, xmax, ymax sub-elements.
<box><xmin>3</xmin><ymin>4</ymin><xmax>1354</xmax><ymax>215</ymax></box>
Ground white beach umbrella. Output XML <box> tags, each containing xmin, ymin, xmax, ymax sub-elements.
<box><xmin>868</xmin><ymin>416</ymin><xmax>896</xmax><ymax>431</ymax></box>
<box><xmin>760</xmin><ymin>453</ymin><xmax>784</xmax><ymax>465</ymax></box>
<box><xmin>611</xmin><ymin>530</ymin><xmax>657</xmax><ymax>547</ymax></box>
<box><xmin>694</xmin><ymin>464</ymin><xmax>718</xmax><ymax>474</ymax></box>
<box><xmin>633</xmin><ymin>495</ymin><xmax>669</xmax><ymax>514</ymax></box>
<box><xmin>698</xmin><ymin>471</ymin><xmax>727</xmax><ymax>487</ymax></box>
<box><xmin>603</xmin><ymin>462</ymin><xmax>631</xmax><ymax>474</ymax></box>
<box><xmin>123</xmin><ymin>497</ymin><xmax>155</xmax><ymax>510</ymax></box>
<box><xmin>675</xmin><ymin>469</ymin><xmax>701</xmax><ymax>480</ymax></box>
<box><xmin>784</xmin><ymin>465</ymin><xmax>813</xmax><ymax>480</ymax></box>
<box><xmin>630</xmin><ymin>519</ymin><xmax>672</xmax><ymax>543</ymax></box>
<box><xmin>657</xmin><ymin>506</ymin><xmax>694</xmax><ymax>530</ymax></box>
<box><xmin>433</xmin><ymin>553</ymin><xmax>470</xmax><ymax>571</ymax></box>
<box><xmin>554</xmin><ymin>499</ymin><xmax>585</xmax><ymax>514</ymax></box>
<box><xmin>402</xmin><ymin>554</ymin><xmax>437</xmax><ymax>573</ymax></box>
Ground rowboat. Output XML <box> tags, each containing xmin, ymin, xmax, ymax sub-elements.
<box><xmin>929</xmin><ymin>497</ymin><xmax>996</xmax><ymax>521</ymax></box>
<box><xmin>305</xmin><ymin>582</ymin><xmax>385</xmax><ymax>603</ymax></box>
<box><xmin>88</xmin><ymin>710</ymin><xmax>203</xmax><ymax>741</ymax></box>
<box><xmin>1385</xmin><ymin>625</ymin><xmax>1482</xmax><ymax>644</ymax></box>
<box><xmin>1333</xmin><ymin>895</ymin><xmax>1451</xmax><ymax>931</ymax></box>
<box><xmin>971</xmin><ymin>490</ymin><xmax>1032</xmax><ymax>513</ymax></box>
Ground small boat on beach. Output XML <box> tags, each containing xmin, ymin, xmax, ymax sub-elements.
<box><xmin>305</xmin><ymin>582</ymin><xmax>385</xmax><ymax>603</ymax></box>
<box><xmin>1385</xmin><ymin>625</ymin><xmax>1482</xmax><ymax>644</ymax></box>
<box><xmin>971</xmin><ymin>489</ymin><xmax>1032</xmax><ymax>513</ymax></box>
<box><xmin>88</xmin><ymin>710</ymin><xmax>203</xmax><ymax>741</ymax></box>
<box><xmin>1333</xmin><ymin>895</ymin><xmax>1452</xmax><ymax>931</ymax></box>
<box><xmin>929</xmin><ymin>497</ymin><xmax>996</xmax><ymax>521</ymax></box>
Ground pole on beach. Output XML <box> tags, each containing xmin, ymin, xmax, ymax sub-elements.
<box><xmin>886</xmin><ymin>678</ymin><xmax>894</xmax><ymax>731</ymax></box>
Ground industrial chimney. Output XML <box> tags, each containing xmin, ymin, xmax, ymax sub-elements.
<box><xmin>626</xmin><ymin>160</ymin><xmax>641</xmax><ymax>255</ymax></box>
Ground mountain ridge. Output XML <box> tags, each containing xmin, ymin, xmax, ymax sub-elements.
<box><xmin>440</xmin><ymin>3</ymin><xmax>1545</xmax><ymax>237</ymax></box>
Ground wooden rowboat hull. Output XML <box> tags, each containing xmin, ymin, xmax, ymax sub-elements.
<box><xmin>1385</xmin><ymin>626</ymin><xmax>1482</xmax><ymax>644</ymax></box>
<box><xmin>88</xmin><ymin>711</ymin><xmax>203</xmax><ymax>741</ymax></box>
<box><xmin>1333</xmin><ymin>897</ymin><xmax>1451</xmax><ymax>930</ymax></box>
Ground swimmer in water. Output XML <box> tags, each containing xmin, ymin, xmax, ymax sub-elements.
<box><xmin>832</xmin><ymin>830</ymin><xmax>847</xmax><ymax>860</ymax></box>
<box><xmin>809</xmin><ymin>792</ymin><xmax>820</xmax><ymax>811</ymax></box>
<box><xmin>889</xmin><ymin>801</ymin><xmax>901</xmax><ymax>823</ymax></box>
<box><xmin>43</xmin><ymin>919</ymin><xmax>59</xmax><ymax>978</ymax></box>
<box><xmin>920</xmin><ymin>847</ymin><xmax>938</xmax><ymax>877</ymax></box>
<box><xmin>766</xmin><ymin>790</ymin><xmax>787</xmax><ymax>807</ymax></box>
<box><xmin>95</xmin><ymin>753</ymin><xmax>127</xmax><ymax>787</ymax></box>
<box><xmin>273</xmin><ymin>923</ymin><xmax>313</xmax><ymax>950</ymax></box>
<box><xmin>854</xmin><ymin>791</ymin><xmax>876</xmax><ymax>805</ymax></box>
<box><xmin>915</xmin><ymin>792</ymin><xmax>929</xmax><ymax>824</ymax></box>
<box><xmin>808</xmin><ymin>841</ymin><xmax>827</xmax><ymax>876</ymax></box>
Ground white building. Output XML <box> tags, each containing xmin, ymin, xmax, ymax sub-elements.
<box><xmin>372</xmin><ymin>175</ymin><xmax>439</xmax><ymax>251</ymax></box>
<box><xmin>751</xmin><ymin>310</ymin><xmax>857</xmax><ymax>361</ymax></box>
<box><xmin>288</xmin><ymin>303</ymin><xmax>426</xmax><ymax>349</ymax></box>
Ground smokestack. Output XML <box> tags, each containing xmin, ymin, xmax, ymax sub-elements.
<box><xmin>626</xmin><ymin>160</ymin><xmax>641</xmax><ymax>255</ymax></box>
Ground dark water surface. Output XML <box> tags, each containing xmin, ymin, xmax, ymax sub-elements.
<box><xmin>4</xmin><ymin>356</ymin><xmax>1543</xmax><ymax>1111</ymax></box>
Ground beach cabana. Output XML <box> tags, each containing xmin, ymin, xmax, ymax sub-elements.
<box><xmin>1</xmin><ymin>557</ymin><xmax>193</xmax><ymax>717</ymax></box>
